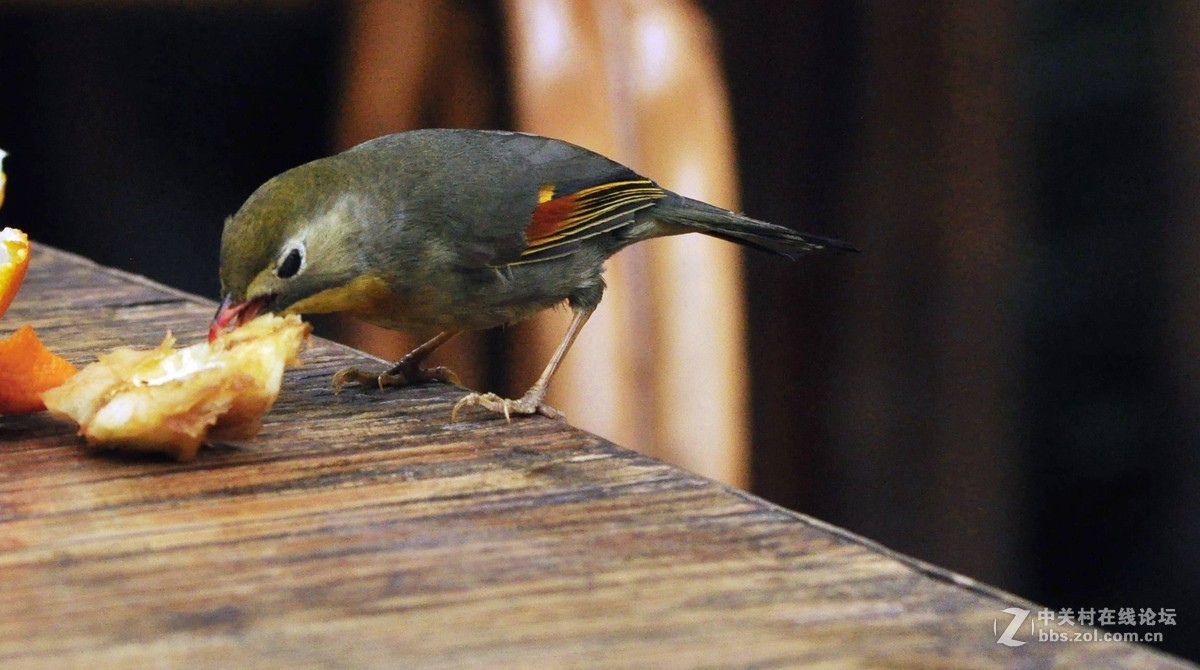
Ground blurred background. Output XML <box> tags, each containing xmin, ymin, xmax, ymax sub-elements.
<box><xmin>1</xmin><ymin>0</ymin><xmax>1197</xmax><ymax>660</ymax></box>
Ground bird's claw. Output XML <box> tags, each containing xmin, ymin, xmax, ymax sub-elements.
<box><xmin>332</xmin><ymin>368</ymin><xmax>382</xmax><ymax>394</ymax></box>
<box><xmin>451</xmin><ymin>391</ymin><xmax>563</xmax><ymax>422</ymax></box>
<box><xmin>332</xmin><ymin>364</ymin><xmax>460</xmax><ymax>394</ymax></box>
<box><xmin>405</xmin><ymin>365</ymin><xmax>460</xmax><ymax>386</ymax></box>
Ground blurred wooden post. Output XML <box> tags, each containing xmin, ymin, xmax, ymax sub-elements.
<box><xmin>506</xmin><ymin>0</ymin><xmax>748</xmax><ymax>486</ymax></box>
<box><xmin>831</xmin><ymin>2</ymin><xmax>1023</xmax><ymax>584</ymax></box>
<box><xmin>503</xmin><ymin>0</ymin><xmax>646</xmax><ymax>452</ymax></box>
<box><xmin>620</xmin><ymin>1</ymin><xmax>748</xmax><ymax>485</ymax></box>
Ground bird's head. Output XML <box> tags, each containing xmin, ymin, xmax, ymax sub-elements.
<box><xmin>211</xmin><ymin>159</ymin><xmax>368</xmax><ymax>341</ymax></box>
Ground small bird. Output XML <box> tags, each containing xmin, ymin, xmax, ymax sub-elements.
<box><xmin>212</xmin><ymin>129</ymin><xmax>855</xmax><ymax>419</ymax></box>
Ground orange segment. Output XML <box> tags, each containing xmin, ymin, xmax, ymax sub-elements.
<box><xmin>0</xmin><ymin>324</ymin><xmax>77</xmax><ymax>414</ymax></box>
<box><xmin>0</xmin><ymin>147</ymin><xmax>7</xmax><ymax>208</ymax></box>
<box><xmin>0</xmin><ymin>227</ymin><xmax>31</xmax><ymax>319</ymax></box>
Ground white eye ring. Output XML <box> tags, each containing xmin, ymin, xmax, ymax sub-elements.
<box><xmin>276</xmin><ymin>243</ymin><xmax>305</xmax><ymax>279</ymax></box>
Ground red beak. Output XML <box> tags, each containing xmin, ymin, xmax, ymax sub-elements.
<box><xmin>209</xmin><ymin>294</ymin><xmax>270</xmax><ymax>342</ymax></box>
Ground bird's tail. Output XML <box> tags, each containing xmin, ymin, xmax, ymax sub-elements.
<box><xmin>661</xmin><ymin>196</ymin><xmax>859</xmax><ymax>258</ymax></box>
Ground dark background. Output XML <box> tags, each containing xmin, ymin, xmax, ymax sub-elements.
<box><xmin>1</xmin><ymin>1</ymin><xmax>1196</xmax><ymax>660</ymax></box>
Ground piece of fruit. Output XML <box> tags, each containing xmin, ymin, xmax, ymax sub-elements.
<box><xmin>0</xmin><ymin>227</ymin><xmax>30</xmax><ymax>319</ymax></box>
<box><xmin>0</xmin><ymin>157</ymin><xmax>78</xmax><ymax>415</ymax></box>
<box><xmin>0</xmin><ymin>324</ymin><xmax>78</xmax><ymax>414</ymax></box>
<box><xmin>0</xmin><ymin>147</ymin><xmax>7</xmax><ymax>208</ymax></box>
<box><xmin>42</xmin><ymin>314</ymin><xmax>310</xmax><ymax>461</ymax></box>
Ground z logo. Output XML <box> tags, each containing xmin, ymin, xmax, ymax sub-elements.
<box><xmin>995</xmin><ymin>607</ymin><xmax>1030</xmax><ymax>647</ymax></box>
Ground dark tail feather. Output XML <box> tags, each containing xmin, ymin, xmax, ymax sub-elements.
<box><xmin>665</xmin><ymin>196</ymin><xmax>859</xmax><ymax>259</ymax></box>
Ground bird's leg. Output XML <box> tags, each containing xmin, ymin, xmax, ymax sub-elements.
<box><xmin>333</xmin><ymin>330</ymin><xmax>461</xmax><ymax>393</ymax></box>
<box><xmin>453</xmin><ymin>306</ymin><xmax>594</xmax><ymax>421</ymax></box>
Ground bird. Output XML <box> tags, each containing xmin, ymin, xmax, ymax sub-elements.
<box><xmin>211</xmin><ymin>129</ymin><xmax>856</xmax><ymax>420</ymax></box>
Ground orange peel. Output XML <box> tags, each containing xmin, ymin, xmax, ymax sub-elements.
<box><xmin>42</xmin><ymin>314</ymin><xmax>310</xmax><ymax>460</ymax></box>
<box><xmin>0</xmin><ymin>224</ymin><xmax>75</xmax><ymax>415</ymax></box>
<box><xmin>0</xmin><ymin>159</ymin><xmax>81</xmax><ymax>416</ymax></box>
<box><xmin>0</xmin><ymin>324</ymin><xmax>77</xmax><ymax>414</ymax></box>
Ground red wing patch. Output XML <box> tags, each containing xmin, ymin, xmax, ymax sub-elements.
<box><xmin>526</xmin><ymin>194</ymin><xmax>580</xmax><ymax>242</ymax></box>
<box><xmin>517</xmin><ymin>178</ymin><xmax>666</xmax><ymax>264</ymax></box>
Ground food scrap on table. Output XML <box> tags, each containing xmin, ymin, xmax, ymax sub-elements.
<box><xmin>42</xmin><ymin>314</ymin><xmax>310</xmax><ymax>461</ymax></box>
<box><xmin>0</xmin><ymin>324</ymin><xmax>78</xmax><ymax>415</ymax></box>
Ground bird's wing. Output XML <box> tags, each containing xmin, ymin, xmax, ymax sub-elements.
<box><xmin>505</xmin><ymin>166</ymin><xmax>666</xmax><ymax>266</ymax></box>
<box><xmin>401</xmin><ymin>130</ymin><xmax>668</xmax><ymax>268</ymax></box>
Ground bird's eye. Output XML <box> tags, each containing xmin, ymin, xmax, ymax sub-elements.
<box><xmin>276</xmin><ymin>246</ymin><xmax>303</xmax><ymax>279</ymax></box>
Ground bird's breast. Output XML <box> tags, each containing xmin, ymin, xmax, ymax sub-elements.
<box><xmin>287</xmin><ymin>253</ymin><xmax>605</xmax><ymax>333</ymax></box>
<box><xmin>286</xmin><ymin>273</ymin><xmax>401</xmax><ymax>318</ymax></box>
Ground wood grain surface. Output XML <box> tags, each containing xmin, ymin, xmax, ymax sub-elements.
<box><xmin>0</xmin><ymin>245</ymin><xmax>1190</xmax><ymax>669</ymax></box>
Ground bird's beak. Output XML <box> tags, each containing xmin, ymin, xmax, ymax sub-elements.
<box><xmin>209</xmin><ymin>293</ymin><xmax>271</xmax><ymax>342</ymax></box>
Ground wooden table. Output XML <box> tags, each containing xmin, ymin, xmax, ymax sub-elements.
<box><xmin>0</xmin><ymin>245</ymin><xmax>1190</xmax><ymax>669</ymax></box>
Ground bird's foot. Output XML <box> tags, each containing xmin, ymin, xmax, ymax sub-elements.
<box><xmin>451</xmin><ymin>390</ymin><xmax>563</xmax><ymax>422</ymax></box>
<box><xmin>332</xmin><ymin>362</ymin><xmax>460</xmax><ymax>394</ymax></box>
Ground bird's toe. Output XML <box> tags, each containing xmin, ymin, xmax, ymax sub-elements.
<box><xmin>451</xmin><ymin>391</ymin><xmax>561</xmax><ymax>422</ymax></box>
